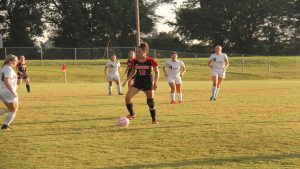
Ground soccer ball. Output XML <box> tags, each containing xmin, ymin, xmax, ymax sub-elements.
<box><xmin>117</xmin><ymin>117</ymin><xmax>130</xmax><ymax>127</ymax></box>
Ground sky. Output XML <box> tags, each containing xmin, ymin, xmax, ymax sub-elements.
<box><xmin>155</xmin><ymin>0</ymin><xmax>185</xmax><ymax>32</ymax></box>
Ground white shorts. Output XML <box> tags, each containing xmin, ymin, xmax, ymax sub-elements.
<box><xmin>167</xmin><ymin>76</ymin><xmax>182</xmax><ymax>84</ymax></box>
<box><xmin>0</xmin><ymin>89</ymin><xmax>18</xmax><ymax>103</ymax></box>
<box><xmin>107</xmin><ymin>74</ymin><xmax>120</xmax><ymax>81</ymax></box>
<box><xmin>212</xmin><ymin>69</ymin><xmax>226</xmax><ymax>78</ymax></box>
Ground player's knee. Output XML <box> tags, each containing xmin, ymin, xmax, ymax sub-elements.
<box><xmin>147</xmin><ymin>98</ymin><xmax>155</xmax><ymax>110</ymax></box>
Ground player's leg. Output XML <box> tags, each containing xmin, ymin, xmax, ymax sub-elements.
<box><xmin>168</xmin><ymin>82</ymin><xmax>176</xmax><ymax>104</ymax></box>
<box><xmin>125</xmin><ymin>87</ymin><xmax>140</xmax><ymax>119</ymax></box>
<box><xmin>17</xmin><ymin>78</ymin><xmax>22</xmax><ymax>85</ymax></box>
<box><xmin>127</xmin><ymin>79</ymin><xmax>133</xmax><ymax>89</ymax></box>
<box><xmin>1</xmin><ymin>101</ymin><xmax>18</xmax><ymax>130</ymax></box>
<box><xmin>115</xmin><ymin>78</ymin><xmax>123</xmax><ymax>95</ymax></box>
<box><xmin>214</xmin><ymin>76</ymin><xmax>224</xmax><ymax>100</ymax></box>
<box><xmin>108</xmin><ymin>81</ymin><xmax>113</xmax><ymax>95</ymax></box>
<box><xmin>24</xmin><ymin>77</ymin><xmax>30</xmax><ymax>93</ymax></box>
<box><xmin>145</xmin><ymin>90</ymin><xmax>158</xmax><ymax>124</ymax></box>
<box><xmin>175</xmin><ymin>77</ymin><xmax>183</xmax><ymax>103</ymax></box>
<box><xmin>210</xmin><ymin>75</ymin><xmax>218</xmax><ymax>101</ymax></box>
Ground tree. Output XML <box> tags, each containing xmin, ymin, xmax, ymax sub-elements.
<box><xmin>0</xmin><ymin>0</ymin><xmax>45</xmax><ymax>46</ymax></box>
<box><xmin>147</xmin><ymin>32</ymin><xmax>187</xmax><ymax>51</ymax></box>
<box><xmin>175</xmin><ymin>0</ymin><xmax>292</xmax><ymax>54</ymax></box>
<box><xmin>46</xmin><ymin>0</ymin><xmax>162</xmax><ymax>47</ymax></box>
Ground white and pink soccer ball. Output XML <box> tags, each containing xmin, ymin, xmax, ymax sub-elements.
<box><xmin>117</xmin><ymin>117</ymin><xmax>130</xmax><ymax>127</ymax></box>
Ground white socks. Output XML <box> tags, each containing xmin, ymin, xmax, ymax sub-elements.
<box><xmin>170</xmin><ymin>92</ymin><xmax>183</xmax><ymax>102</ymax></box>
<box><xmin>177</xmin><ymin>93</ymin><xmax>182</xmax><ymax>101</ymax></box>
<box><xmin>117</xmin><ymin>85</ymin><xmax>122</xmax><ymax>93</ymax></box>
<box><xmin>212</xmin><ymin>86</ymin><xmax>217</xmax><ymax>97</ymax></box>
<box><xmin>215</xmin><ymin>88</ymin><xmax>220</xmax><ymax>98</ymax></box>
<box><xmin>170</xmin><ymin>92</ymin><xmax>175</xmax><ymax>101</ymax></box>
<box><xmin>108</xmin><ymin>86</ymin><xmax>112</xmax><ymax>94</ymax></box>
<box><xmin>4</xmin><ymin>111</ymin><xmax>16</xmax><ymax>126</ymax></box>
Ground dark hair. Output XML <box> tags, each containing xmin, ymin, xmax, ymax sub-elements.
<box><xmin>138</xmin><ymin>42</ymin><xmax>149</xmax><ymax>53</ymax></box>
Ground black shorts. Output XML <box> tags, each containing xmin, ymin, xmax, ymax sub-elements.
<box><xmin>17</xmin><ymin>72</ymin><xmax>28</xmax><ymax>79</ymax></box>
<box><xmin>132</xmin><ymin>76</ymin><xmax>153</xmax><ymax>91</ymax></box>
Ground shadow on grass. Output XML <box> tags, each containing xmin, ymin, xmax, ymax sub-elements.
<box><xmin>99</xmin><ymin>153</ymin><xmax>300</xmax><ymax>169</ymax></box>
<box><xmin>15</xmin><ymin>117</ymin><xmax>117</xmax><ymax>125</ymax></box>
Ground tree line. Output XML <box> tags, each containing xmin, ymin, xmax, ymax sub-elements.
<box><xmin>1</xmin><ymin>0</ymin><xmax>300</xmax><ymax>55</ymax></box>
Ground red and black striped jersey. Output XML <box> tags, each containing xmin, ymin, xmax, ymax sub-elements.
<box><xmin>132</xmin><ymin>57</ymin><xmax>158</xmax><ymax>77</ymax></box>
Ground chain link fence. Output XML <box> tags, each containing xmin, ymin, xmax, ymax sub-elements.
<box><xmin>0</xmin><ymin>47</ymin><xmax>299</xmax><ymax>80</ymax></box>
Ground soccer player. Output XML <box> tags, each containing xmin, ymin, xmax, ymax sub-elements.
<box><xmin>122</xmin><ymin>51</ymin><xmax>136</xmax><ymax>88</ymax></box>
<box><xmin>104</xmin><ymin>54</ymin><xmax>123</xmax><ymax>95</ymax></box>
<box><xmin>16</xmin><ymin>55</ymin><xmax>30</xmax><ymax>92</ymax></box>
<box><xmin>163</xmin><ymin>52</ymin><xmax>186</xmax><ymax>104</ymax></box>
<box><xmin>122</xmin><ymin>42</ymin><xmax>159</xmax><ymax>124</ymax></box>
<box><xmin>208</xmin><ymin>45</ymin><xmax>229</xmax><ymax>101</ymax></box>
<box><xmin>0</xmin><ymin>54</ymin><xmax>19</xmax><ymax>130</ymax></box>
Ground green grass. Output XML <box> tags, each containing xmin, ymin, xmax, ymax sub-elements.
<box><xmin>0</xmin><ymin>60</ymin><xmax>299</xmax><ymax>168</ymax></box>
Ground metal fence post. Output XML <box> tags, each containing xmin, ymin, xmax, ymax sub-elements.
<box><xmin>154</xmin><ymin>49</ymin><xmax>157</xmax><ymax>58</ymax></box>
<box><xmin>41</xmin><ymin>47</ymin><xmax>44</xmax><ymax>68</ymax></box>
<box><xmin>4</xmin><ymin>47</ymin><xmax>7</xmax><ymax>57</ymax></box>
<box><xmin>242</xmin><ymin>54</ymin><xmax>245</xmax><ymax>75</ymax></box>
<box><xmin>268</xmin><ymin>55</ymin><xmax>271</xmax><ymax>78</ymax></box>
<box><xmin>74</xmin><ymin>48</ymin><xmax>78</xmax><ymax>64</ymax></box>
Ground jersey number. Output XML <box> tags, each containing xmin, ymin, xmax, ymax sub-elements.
<box><xmin>139</xmin><ymin>70</ymin><xmax>146</xmax><ymax>75</ymax></box>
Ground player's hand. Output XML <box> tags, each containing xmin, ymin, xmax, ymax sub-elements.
<box><xmin>12</xmin><ymin>92</ymin><xmax>18</xmax><ymax>98</ymax></box>
<box><xmin>223</xmin><ymin>67</ymin><xmax>227</xmax><ymax>71</ymax></box>
<box><xmin>122</xmin><ymin>81</ymin><xmax>127</xmax><ymax>87</ymax></box>
<box><xmin>153</xmin><ymin>83</ymin><xmax>157</xmax><ymax>90</ymax></box>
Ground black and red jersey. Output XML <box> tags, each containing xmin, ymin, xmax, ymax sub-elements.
<box><xmin>132</xmin><ymin>57</ymin><xmax>158</xmax><ymax>77</ymax></box>
<box><xmin>16</xmin><ymin>62</ymin><xmax>27</xmax><ymax>73</ymax></box>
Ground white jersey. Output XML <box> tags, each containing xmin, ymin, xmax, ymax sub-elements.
<box><xmin>165</xmin><ymin>60</ymin><xmax>185</xmax><ymax>77</ymax></box>
<box><xmin>209</xmin><ymin>53</ymin><xmax>228</xmax><ymax>70</ymax></box>
<box><xmin>106</xmin><ymin>61</ymin><xmax>120</xmax><ymax>75</ymax></box>
<box><xmin>0</xmin><ymin>66</ymin><xmax>18</xmax><ymax>92</ymax></box>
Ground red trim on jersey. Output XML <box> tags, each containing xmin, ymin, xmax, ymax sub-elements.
<box><xmin>131</xmin><ymin>57</ymin><xmax>158</xmax><ymax>68</ymax></box>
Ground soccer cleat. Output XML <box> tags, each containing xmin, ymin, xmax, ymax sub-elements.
<box><xmin>126</xmin><ymin>114</ymin><xmax>135</xmax><ymax>120</ymax></box>
<box><xmin>118</xmin><ymin>93</ymin><xmax>124</xmax><ymax>95</ymax></box>
<box><xmin>170</xmin><ymin>100</ymin><xmax>176</xmax><ymax>104</ymax></box>
<box><xmin>109</xmin><ymin>92</ymin><xmax>112</xmax><ymax>96</ymax></box>
<box><xmin>1</xmin><ymin>125</ymin><xmax>12</xmax><ymax>131</ymax></box>
<box><xmin>209</xmin><ymin>96</ymin><xmax>214</xmax><ymax>101</ymax></box>
<box><xmin>178</xmin><ymin>100</ymin><xmax>182</xmax><ymax>104</ymax></box>
<box><xmin>212</xmin><ymin>97</ymin><xmax>217</xmax><ymax>101</ymax></box>
<box><xmin>152</xmin><ymin>120</ymin><xmax>159</xmax><ymax>124</ymax></box>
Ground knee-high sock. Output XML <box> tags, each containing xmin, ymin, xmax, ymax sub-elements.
<box><xmin>117</xmin><ymin>85</ymin><xmax>122</xmax><ymax>93</ymax></box>
<box><xmin>3</xmin><ymin>111</ymin><xmax>16</xmax><ymax>126</ymax></box>
<box><xmin>108</xmin><ymin>86</ymin><xmax>112</xmax><ymax>93</ymax></box>
<box><xmin>214</xmin><ymin>88</ymin><xmax>220</xmax><ymax>98</ymax></box>
<box><xmin>126</xmin><ymin>103</ymin><xmax>135</xmax><ymax>116</ymax></box>
<box><xmin>170</xmin><ymin>92</ymin><xmax>175</xmax><ymax>101</ymax></box>
<box><xmin>147</xmin><ymin>99</ymin><xmax>156</xmax><ymax>121</ymax></box>
<box><xmin>177</xmin><ymin>92</ymin><xmax>182</xmax><ymax>101</ymax></box>
<box><xmin>212</xmin><ymin>86</ymin><xmax>217</xmax><ymax>97</ymax></box>
<box><xmin>26</xmin><ymin>85</ymin><xmax>30</xmax><ymax>92</ymax></box>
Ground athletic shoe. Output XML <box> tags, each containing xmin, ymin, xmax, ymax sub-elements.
<box><xmin>178</xmin><ymin>100</ymin><xmax>182</xmax><ymax>104</ymax></box>
<box><xmin>109</xmin><ymin>92</ymin><xmax>112</xmax><ymax>96</ymax></box>
<box><xmin>1</xmin><ymin>125</ymin><xmax>12</xmax><ymax>131</ymax></box>
<box><xmin>209</xmin><ymin>96</ymin><xmax>214</xmax><ymax>101</ymax></box>
<box><xmin>152</xmin><ymin>120</ymin><xmax>159</xmax><ymax>124</ymax></box>
<box><xmin>126</xmin><ymin>114</ymin><xmax>135</xmax><ymax>120</ymax></box>
<box><xmin>212</xmin><ymin>97</ymin><xmax>217</xmax><ymax>101</ymax></box>
<box><xmin>170</xmin><ymin>100</ymin><xmax>176</xmax><ymax>104</ymax></box>
<box><xmin>118</xmin><ymin>93</ymin><xmax>124</xmax><ymax>95</ymax></box>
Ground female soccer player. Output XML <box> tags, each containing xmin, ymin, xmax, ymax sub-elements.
<box><xmin>17</xmin><ymin>55</ymin><xmax>30</xmax><ymax>92</ymax></box>
<box><xmin>0</xmin><ymin>54</ymin><xmax>19</xmax><ymax>130</ymax></box>
<box><xmin>122</xmin><ymin>42</ymin><xmax>159</xmax><ymax>124</ymax></box>
<box><xmin>208</xmin><ymin>45</ymin><xmax>229</xmax><ymax>101</ymax></box>
<box><xmin>104</xmin><ymin>54</ymin><xmax>123</xmax><ymax>95</ymax></box>
<box><xmin>122</xmin><ymin>51</ymin><xmax>136</xmax><ymax>88</ymax></box>
<box><xmin>163</xmin><ymin>52</ymin><xmax>186</xmax><ymax>104</ymax></box>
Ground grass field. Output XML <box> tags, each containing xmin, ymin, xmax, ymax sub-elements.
<box><xmin>0</xmin><ymin>60</ymin><xmax>300</xmax><ymax>168</ymax></box>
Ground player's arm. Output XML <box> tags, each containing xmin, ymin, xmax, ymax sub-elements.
<box><xmin>104</xmin><ymin>65</ymin><xmax>108</xmax><ymax>78</ymax></box>
<box><xmin>180</xmin><ymin>64</ymin><xmax>186</xmax><ymax>77</ymax></box>
<box><xmin>122</xmin><ymin>67</ymin><xmax>136</xmax><ymax>87</ymax></box>
<box><xmin>153</xmin><ymin>66</ymin><xmax>159</xmax><ymax>90</ymax></box>
<box><xmin>123</xmin><ymin>66</ymin><xmax>129</xmax><ymax>78</ymax></box>
<box><xmin>118</xmin><ymin>63</ymin><xmax>121</xmax><ymax>74</ymax></box>
<box><xmin>224</xmin><ymin>58</ymin><xmax>229</xmax><ymax>71</ymax></box>
<box><xmin>162</xmin><ymin>65</ymin><xmax>168</xmax><ymax>77</ymax></box>
<box><xmin>4</xmin><ymin>77</ymin><xmax>17</xmax><ymax>97</ymax></box>
<box><xmin>208</xmin><ymin>60</ymin><xmax>213</xmax><ymax>69</ymax></box>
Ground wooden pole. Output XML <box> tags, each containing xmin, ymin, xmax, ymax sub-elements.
<box><xmin>135</xmin><ymin>0</ymin><xmax>140</xmax><ymax>47</ymax></box>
